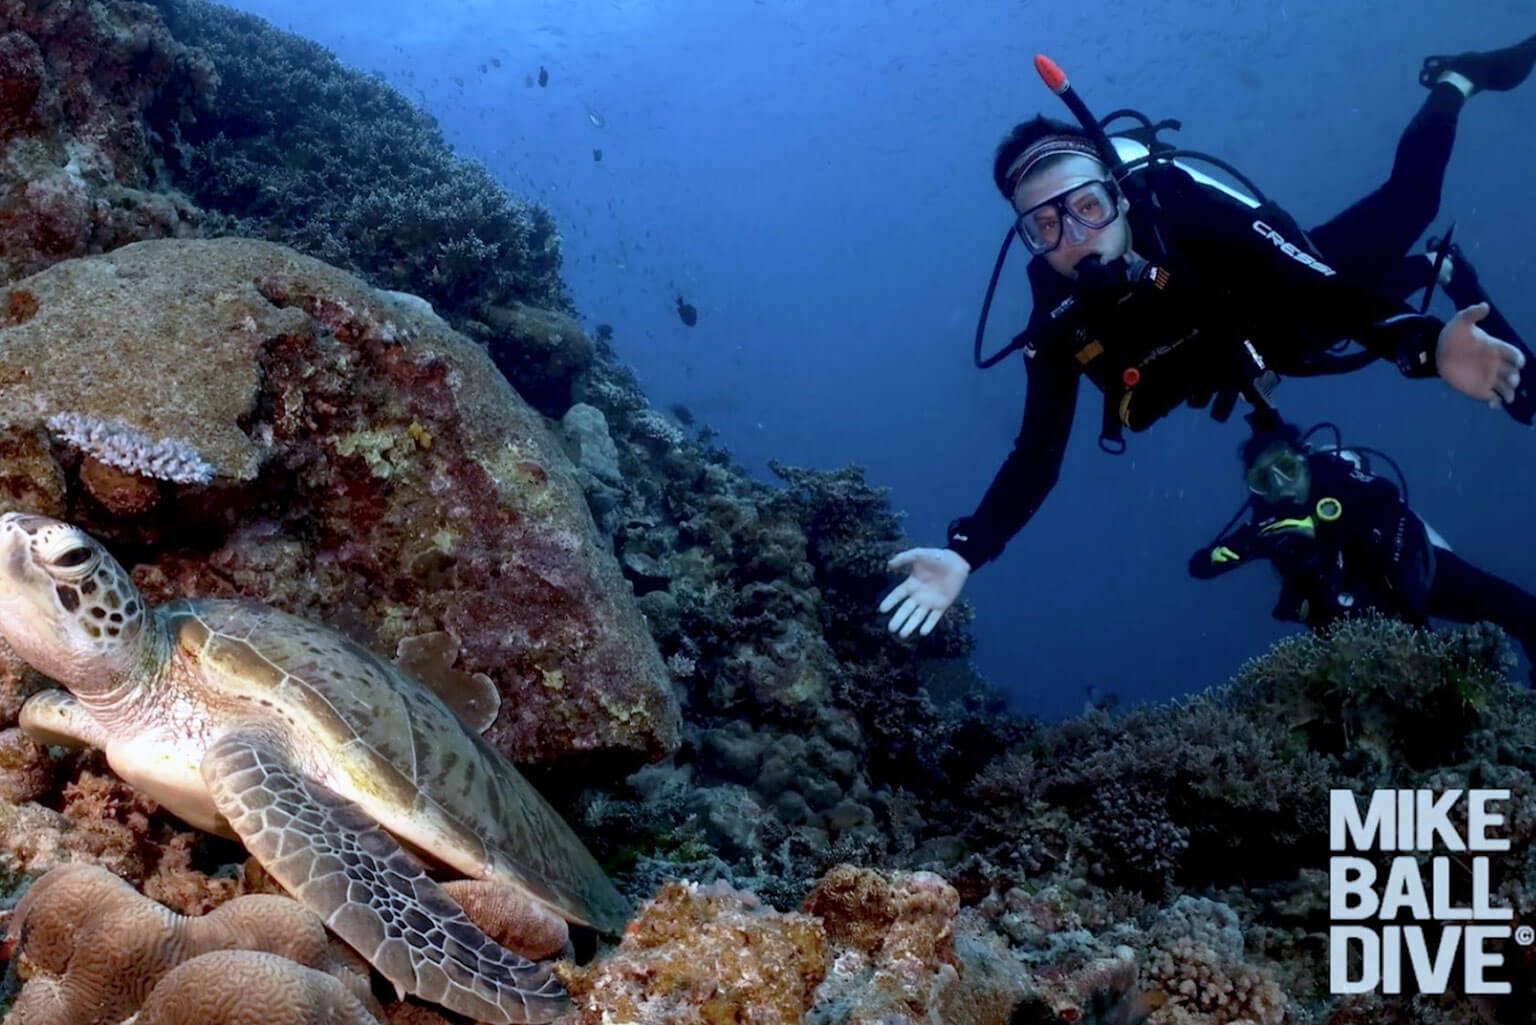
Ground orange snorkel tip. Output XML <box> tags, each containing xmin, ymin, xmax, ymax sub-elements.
<box><xmin>1034</xmin><ymin>54</ymin><xmax>1069</xmax><ymax>94</ymax></box>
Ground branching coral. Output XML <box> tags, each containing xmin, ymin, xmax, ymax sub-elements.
<box><xmin>1228</xmin><ymin>615</ymin><xmax>1514</xmax><ymax>771</ymax></box>
<box><xmin>144</xmin><ymin>0</ymin><xmax>568</xmax><ymax>320</ymax></box>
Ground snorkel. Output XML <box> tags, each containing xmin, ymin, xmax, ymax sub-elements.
<box><xmin>1032</xmin><ymin>55</ymin><xmax>1131</xmax><ymax>183</ymax></box>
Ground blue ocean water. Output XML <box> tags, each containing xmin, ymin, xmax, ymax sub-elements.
<box><xmin>218</xmin><ymin>0</ymin><xmax>1536</xmax><ymax>721</ymax></box>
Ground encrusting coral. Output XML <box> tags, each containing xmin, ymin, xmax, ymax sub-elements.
<box><xmin>802</xmin><ymin>864</ymin><xmax>963</xmax><ymax>1024</ymax></box>
<box><xmin>557</xmin><ymin>879</ymin><xmax>830</xmax><ymax>1025</ymax></box>
<box><xmin>44</xmin><ymin>412</ymin><xmax>214</xmax><ymax>486</ymax></box>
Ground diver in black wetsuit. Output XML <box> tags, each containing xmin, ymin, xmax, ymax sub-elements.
<box><xmin>878</xmin><ymin>33</ymin><xmax>1536</xmax><ymax>640</ymax></box>
<box><xmin>1189</xmin><ymin>420</ymin><xmax>1536</xmax><ymax>671</ymax></box>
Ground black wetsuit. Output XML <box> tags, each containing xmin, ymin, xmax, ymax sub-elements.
<box><xmin>1189</xmin><ymin>453</ymin><xmax>1536</xmax><ymax>667</ymax></box>
<box><xmin>1190</xmin><ymin>454</ymin><xmax>1437</xmax><ymax>627</ymax></box>
<box><xmin>946</xmin><ymin>86</ymin><xmax>1467</xmax><ymax>571</ymax></box>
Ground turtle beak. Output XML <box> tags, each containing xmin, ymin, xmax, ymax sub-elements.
<box><xmin>1</xmin><ymin>512</ymin><xmax>55</xmax><ymax>532</ymax></box>
<box><xmin>0</xmin><ymin>515</ymin><xmax>32</xmax><ymax>590</ymax></box>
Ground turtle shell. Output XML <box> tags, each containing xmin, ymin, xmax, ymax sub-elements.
<box><xmin>165</xmin><ymin>598</ymin><xmax>629</xmax><ymax>933</ymax></box>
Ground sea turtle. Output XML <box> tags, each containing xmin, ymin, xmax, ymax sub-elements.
<box><xmin>0</xmin><ymin>512</ymin><xmax>632</xmax><ymax>1024</ymax></box>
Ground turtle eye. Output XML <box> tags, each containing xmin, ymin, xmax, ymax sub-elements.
<box><xmin>53</xmin><ymin>547</ymin><xmax>93</xmax><ymax>568</ymax></box>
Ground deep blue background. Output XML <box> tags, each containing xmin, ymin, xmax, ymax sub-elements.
<box><xmin>219</xmin><ymin>0</ymin><xmax>1536</xmax><ymax>721</ymax></box>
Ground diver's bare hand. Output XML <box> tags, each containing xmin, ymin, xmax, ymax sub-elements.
<box><xmin>1436</xmin><ymin>302</ymin><xmax>1525</xmax><ymax>407</ymax></box>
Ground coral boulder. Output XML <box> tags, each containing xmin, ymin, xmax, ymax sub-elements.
<box><xmin>0</xmin><ymin>237</ymin><xmax>678</xmax><ymax>766</ymax></box>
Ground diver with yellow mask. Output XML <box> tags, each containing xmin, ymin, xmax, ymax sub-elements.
<box><xmin>1190</xmin><ymin>417</ymin><xmax>1536</xmax><ymax>675</ymax></box>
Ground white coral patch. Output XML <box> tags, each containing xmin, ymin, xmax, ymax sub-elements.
<box><xmin>45</xmin><ymin>412</ymin><xmax>215</xmax><ymax>485</ymax></box>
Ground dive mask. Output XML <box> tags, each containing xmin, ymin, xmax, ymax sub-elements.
<box><xmin>1014</xmin><ymin>179</ymin><xmax>1121</xmax><ymax>255</ymax></box>
<box><xmin>1246</xmin><ymin>446</ymin><xmax>1308</xmax><ymax>498</ymax></box>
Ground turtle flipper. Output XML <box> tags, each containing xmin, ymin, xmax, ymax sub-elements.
<box><xmin>18</xmin><ymin>689</ymin><xmax>112</xmax><ymax>749</ymax></box>
<box><xmin>201</xmin><ymin>731</ymin><xmax>569</xmax><ymax>1025</ymax></box>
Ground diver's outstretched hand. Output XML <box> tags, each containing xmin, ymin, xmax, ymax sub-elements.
<box><xmin>879</xmin><ymin>547</ymin><xmax>971</xmax><ymax>638</ymax></box>
<box><xmin>1437</xmin><ymin>303</ymin><xmax>1525</xmax><ymax>408</ymax></box>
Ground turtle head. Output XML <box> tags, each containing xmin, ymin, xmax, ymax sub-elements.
<box><xmin>0</xmin><ymin>513</ymin><xmax>151</xmax><ymax>696</ymax></box>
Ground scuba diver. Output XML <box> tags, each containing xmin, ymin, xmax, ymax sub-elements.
<box><xmin>879</xmin><ymin>32</ymin><xmax>1536</xmax><ymax>640</ymax></box>
<box><xmin>1189</xmin><ymin>417</ymin><xmax>1536</xmax><ymax>673</ymax></box>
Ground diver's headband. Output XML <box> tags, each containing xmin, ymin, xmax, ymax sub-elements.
<box><xmin>1004</xmin><ymin>135</ymin><xmax>1105</xmax><ymax>195</ymax></box>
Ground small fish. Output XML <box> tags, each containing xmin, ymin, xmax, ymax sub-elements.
<box><xmin>583</xmin><ymin>102</ymin><xmax>605</xmax><ymax>128</ymax></box>
<box><xmin>490</xmin><ymin>57</ymin><xmax>502</xmax><ymax>69</ymax></box>
<box><xmin>594</xmin><ymin>323</ymin><xmax>614</xmax><ymax>342</ymax></box>
<box><xmin>675</xmin><ymin>295</ymin><xmax>698</xmax><ymax>327</ymax></box>
<box><xmin>537</xmin><ymin>66</ymin><xmax>549</xmax><ymax>87</ymax></box>
<box><xmin>593</xmin><ymin>148</ymin><xmax>603</xmax><ymax>162</ymax></box>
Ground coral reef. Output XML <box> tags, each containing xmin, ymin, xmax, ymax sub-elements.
<box><xmin>1139</xmin><ymin>898</ymin><xmax>1287</xmax><ymax>1025</ymax></box>
<box><xmin>144</xmin><ymin>0</ymin><xmax>569</xmax><ymax>320</ymax></box>
<box><xmin>0</xmin><ymin>237</ymin><xmax>678</xmax><ymax>767</ymax></box>
<box><xmin>4</xmin><ymin>0</ymin><xmax>577</xmax><ymax>420</ymax></box>
<box><xmin>1006</xmin><ymin>949</ymin><xmax>1163</xmax><ymax>1025</ymax></box>
<box><xmin>3</xmin><ymin>7</ymin><xmax>1536</xmax><ymax>1025</ymax></box>
<box><xmin>558</xmin><ymin>879</ymin><xmax>830</xmax><ymax>1025</ymax></box>
<box><xmin>480</xmin><ymin>303</ymin><xmax>595</xmax><ymax>416</ymax></box>
<box><xmin>1226</xmin><ymin>615</ymin><xmax>1513</xmax><ymax>772</ymax></box>
<box><xmin>0</xmin><ymin>0</ymin><xmax>206</xmax><ymax>284</ymax></box>
<box><xmin>803</xmin><ymin>864</ymin><xmax>962</xmax><ymax>1024</ymax></box>
<box><xmin>131</xmin><ymin>950</ymin><xmax>384</xmax><ymax>1025</ymax></box>
<box><xmin>0</xmin><ymin>763</ymin><xmax>243</xmax><ymax>915</ymax></box>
